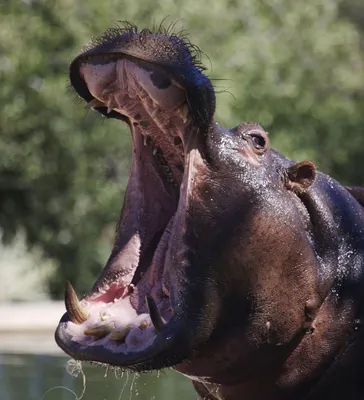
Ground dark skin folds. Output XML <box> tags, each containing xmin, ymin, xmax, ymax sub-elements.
<box><xmin>55</xmin><ymin>24</ymin><xmax>364</xmax><ymax>400</ymax></box>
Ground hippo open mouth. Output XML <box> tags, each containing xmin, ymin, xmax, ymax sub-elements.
<box><xmin>55</xmin><ymin>24</ymin><xmax>364</xmax><ymax>400</ymax></box>
<box><xmin>55</xmin><ymin>25</ymin><xmax>216</xmax><ymax>371</ymax></box>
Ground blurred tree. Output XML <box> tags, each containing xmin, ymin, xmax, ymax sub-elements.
<box><xmin>0</xmin><ymin>0</ymin><xmax>363</xmax><ymax>298</ymax></box>
<box><xmin>340</xmin><ymin>0</ymin><xmax>364</xmax><ymax>39</ymax></box>
<box><xmin>0</xmin><ymin>0</ymin><xmax>136</xmax><ymax>297</ymax></box>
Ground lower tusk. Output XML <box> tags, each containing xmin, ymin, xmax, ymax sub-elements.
<box><xmin>146</xmin><ymin>295</ymin><xmax>166</xmax><ymax>332</ymax></box>
<box><xmin>64</xmin><ymin>281</ymin><xmax>88</xmax><ymax>325</ymax></box>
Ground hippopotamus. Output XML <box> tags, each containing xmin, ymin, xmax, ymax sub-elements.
<box><xmin>55</xmin><ymin>24</ymin><xmax>364</xmax><ymax>399</ymax></box>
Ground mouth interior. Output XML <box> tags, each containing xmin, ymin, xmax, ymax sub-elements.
<box><xmin>62</xmin><ymin>55</ymin><xmax>190</xmax><ymax>360</ymax></box>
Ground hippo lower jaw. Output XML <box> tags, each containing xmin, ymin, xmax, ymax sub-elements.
<box><xmin>55</xmin><ymin>53</ymin><xmax>210</xmax><ymax>371</ymax></box>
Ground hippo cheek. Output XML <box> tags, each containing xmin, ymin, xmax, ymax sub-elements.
<box><xmin>55</xmin><ymin>29</ymin><xmax>219</xmax><ymax>371</ymax></box>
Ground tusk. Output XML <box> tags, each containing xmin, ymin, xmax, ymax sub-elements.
<box><xmin>179</xmin><ymin>103</ymin><xmax>189</xmax><ymax>123</ymax></box>
<box><xmin>102</xmin><ymin>87</ymin><xmax>115</xmax><ymax>97</ymax></box>
<box><xmin>64</xmin><ymin>281</ymin><xmax>88</xmax><ymax>324</ymax></box>
<box><xmin>85</xmin><ymin>98</ymin><xmax>104</xmax><ymax>109</ymax></box>
<box><xmin>106</xmin><ymin>97</ymin><xmax>117</xmax><ymax>114</ymax></box>
<box><xmin>145</xmin><ymin>295</ymin><xmax>166</xmax><ymax>332</ymax></box>
<box><xmin>109</xmin><ymin>325</ymin><xmax>133</xmax><ymax>341</ymax></box>
<box><xmin>84</xmin><ymin>322</ymin><xmax>115</xmax><ymax>339</ymax></box>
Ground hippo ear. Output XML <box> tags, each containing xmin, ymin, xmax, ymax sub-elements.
<box><xmin>285</xmin><ymin>161</ymin><xmax>316</xmax><ymax>193</ymax></box>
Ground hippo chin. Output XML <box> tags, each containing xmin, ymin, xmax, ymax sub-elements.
<box><xmin>55</xmin><ymin>24</ymin><xmax>364</xmax><ymax>400</ymax></box>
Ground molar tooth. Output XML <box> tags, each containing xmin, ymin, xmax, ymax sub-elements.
<box><xmin>85</xmin><ymin>99</ymin><xmax>105</xmax><ymax>110</ymax></box>
<box><xmin>64</xmin><ymin>281</ymin><xmax>88</xmax><ymax>325</ymax></box>
<box><xmin>109</xmin><ymin>325</ymin><xmax>133</xmax><ymax>341</ymax></box>
<box><xmin>84</xmin><ymin>322</ymin><xmax>115</xmax><ymax>339</ymax></box>
<box><xmin>139</xmin><ymin>320</ymin><xmax>149</xmax><ymax>330</ymax></box>
<box><xmin>180</xmin><ymin>104</ymin><xmax>189</xmax><ymax>123</ymax></box>
<box><xmin>146</xmin><ymin>295</ymin><xmax>166</xmax><ymax>332</ymax></box>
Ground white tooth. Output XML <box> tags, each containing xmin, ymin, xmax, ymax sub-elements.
<box><xmin>139</xmin><ymin>320</ymin><xmax>149</xmax><ymax>330</ymax></box>
<box><xmin>100</xmin><ymin>314</ymin><xmax>109</xmax><ymax>321</ymax></box>
<box><xmin>144</xmin><ymin>136</ymin><xmax>147</xmax><ymax>146</ymax></box>
<box><xmin>180</xmin><ymin>104</ymin><xmax>188</xmax><ymax>123</ymax></box>
<box><xmin>106</xmin><ymin>96</ymin><xmax>117</xmax><ymax>114</ymax></box>
<box><xmin>102</xmin><ymin>87</ymin><xmax>115</xmax><ymax>97</ymax></box>
<box><xmin>151</xmin><ymin>108</ymin><xmax>160</xmax><ymax>119</ymax></box>
<box><xmin>153</xmin><ymin>148</ymin><xmax>157</xmax><ymax>155</ymax></box>
<box><xmin>85</xmin><ymin>98</ymin><xmax>104</xmax><ymax>110</ymax></box>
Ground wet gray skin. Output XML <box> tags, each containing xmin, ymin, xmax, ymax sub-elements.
<box><xmin>55</xmin><ymin>24</ymin><xmax>364</xmax><ymax>400</ymax></box>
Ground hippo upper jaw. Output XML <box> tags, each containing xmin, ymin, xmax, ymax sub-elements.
<box><xmin>55</xmin><ymin>26</ymin><xmax>219</xmax><ymax>371</ymax></box>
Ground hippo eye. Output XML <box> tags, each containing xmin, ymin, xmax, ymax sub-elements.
<box><xmin>250</xmin><ymin>132</ymin><xmax>266</xmax><ymax>151</ymax></box>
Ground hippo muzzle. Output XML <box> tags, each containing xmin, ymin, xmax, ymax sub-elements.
<box><xmin>55</xmin><ymin>24</ymin><xmax>364</xmax><ymax>400</ymax></box>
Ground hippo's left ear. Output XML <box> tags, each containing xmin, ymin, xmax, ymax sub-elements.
<box><xmin>285</xmin><ymin>161</ymin><xmax>316</xmax><ymax>193</ymax></box>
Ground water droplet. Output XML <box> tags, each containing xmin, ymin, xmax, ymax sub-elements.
<box><xmin>66</xmin><ymin>359</ymin><xmax>82</xmax><ymax>378</ymax></box>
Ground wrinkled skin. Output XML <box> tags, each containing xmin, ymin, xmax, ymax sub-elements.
<box><xmin>55</xmin><ymin>24</ymin><xmax>364</xmax><ymax>400</ymax></box>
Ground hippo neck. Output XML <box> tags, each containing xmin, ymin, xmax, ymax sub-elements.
<box><xmin>188</xmin><ymin>272</ymin><xmax>364</xmax><ymax>400</ymax></box>
<box><xmin>191</xmin><ymin>327</ymin><xmax>364</xmax><ymax>400</ymax></box>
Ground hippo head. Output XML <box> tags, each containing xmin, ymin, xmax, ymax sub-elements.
<box><xmin>55</xmin><ymin>24</ymin><xmax>364</xmax><ymax>399</ymax></box>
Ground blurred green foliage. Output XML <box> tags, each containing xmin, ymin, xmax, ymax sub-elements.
<box><xmin>1</xmin><ymin>0</ymin><xmax>363</xmax><ymax>298</ymax></box>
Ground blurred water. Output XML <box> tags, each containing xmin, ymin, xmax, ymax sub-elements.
<box><xmin>0</xmin><ymin>353</ymin><xmax>194</xmax><ymax>400</ymax></box>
